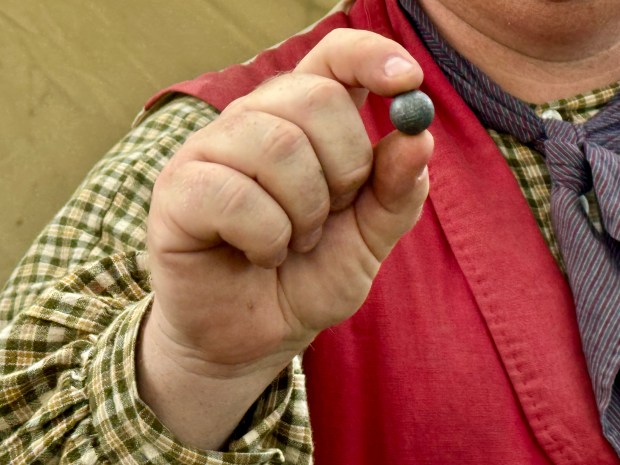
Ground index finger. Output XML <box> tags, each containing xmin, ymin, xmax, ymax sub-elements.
<box><xmin>294</xmin><ymin>29</ymin><xmax>423</xmax><ymax>100</ymax></box>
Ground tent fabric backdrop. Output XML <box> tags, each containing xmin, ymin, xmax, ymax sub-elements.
<box><xmin>0</xmin><ymin>0</ymin><xmax>337</xmax><ymax>286</ymax></box>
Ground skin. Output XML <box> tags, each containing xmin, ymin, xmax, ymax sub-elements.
<box><xmin>418</xmin><ymin>0</ymin><xmax>620</xmax><ymax>102</ymax></box>
<box><xmin>137</xmin><ymin>0</ymin><xmax>620</xmax><ymax>451</ymax></box>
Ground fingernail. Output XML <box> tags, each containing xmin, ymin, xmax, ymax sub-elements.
<box><xmin>330</xmin><ymin>190</ymin><xmax>358</xmax><ymax>211</ymax></box>
<box><xmin>257</xmin><ymin>246</ymin><xmax>288</xmax><ymax>269</ymax></box>
<box><xmin>416</xmin><ymin>165</ymin><xmax>428</xmax><ymax>181</ymax></box>
<box><xmin>384</xmin><ymin>56</ymin><xmax>415</xmax><ymax>77</ymax></box>
<box><xmin>292</xmin><ymin>227</ymin><xmax>322</xmax><ymax>253</ymax></box>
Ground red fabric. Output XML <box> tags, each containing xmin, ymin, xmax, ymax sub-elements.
<box><xmin>146</xmin><ymin>1</ymin><xmax>620</xmax><ymax>463</ymax></box>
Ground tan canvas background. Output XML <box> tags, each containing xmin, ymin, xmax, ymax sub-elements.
<box><xmin>0</xmin><ymin>0</ymin><xmax>338</xmax><ymax>286</ymax></box>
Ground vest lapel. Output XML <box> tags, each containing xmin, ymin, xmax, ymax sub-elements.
<box><xmin>364</xmin><ymin>1</ymin><xmax>617</xmax><ymax>462</ymax></box>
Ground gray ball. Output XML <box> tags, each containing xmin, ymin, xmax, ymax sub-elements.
<box><xmin>389</xmin><ymin>90</ymin><xmax>434</xmax><ymax>135</ymax></box>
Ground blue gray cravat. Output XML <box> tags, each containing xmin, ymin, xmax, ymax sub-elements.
<box><xmin>399</xmin><ymin>0</ymin><xmax>620</xmax><ymax>451</ymax></box>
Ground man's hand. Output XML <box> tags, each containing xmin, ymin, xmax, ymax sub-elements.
<box><xmin>138</xmin><ymin>29</ymin><xmax>433</xmax><ymax>450</ymax></box>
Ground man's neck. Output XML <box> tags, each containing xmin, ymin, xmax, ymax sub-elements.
<box><xmin>418</xmin><ymin>0</ymin><xmax>620</xmax><ymax>103</ymax></box>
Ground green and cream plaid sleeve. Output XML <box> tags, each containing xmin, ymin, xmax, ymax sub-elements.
<box><xmin>0</xmin><ymin>96</ymin><xmax>313</xmax><ymax>464</ymax></box>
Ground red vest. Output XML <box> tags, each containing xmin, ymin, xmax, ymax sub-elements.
<box><xmin>147</xmin><ymin>1</ymin><xmax>619</xmax><ymax>463</ymax></box>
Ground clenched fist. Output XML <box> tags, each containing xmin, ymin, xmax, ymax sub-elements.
<box><xmin>138</xmin><ymin>29</ymin><xmax>433</xmax><ymax>450</ymax></box>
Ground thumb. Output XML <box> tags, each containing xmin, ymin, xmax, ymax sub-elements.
<box><xmin>354</xmin><ymin>129</ymin><xmax>433</xmax><ymax>262</ymax></box>
<box><xmin>294</xmin><ymin>28</ymin><xmax>423</xmax><ymax>107</ymax></box>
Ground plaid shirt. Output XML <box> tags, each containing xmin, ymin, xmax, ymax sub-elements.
<box><xmin>0</xmin><ymin>97</ymin><xmax>311</xmax><ymax>464</ymax></box>
<box><xmin>0</xmin><ymin>82</ymin><xmax>617</xmax><ymax>463</ymax></box>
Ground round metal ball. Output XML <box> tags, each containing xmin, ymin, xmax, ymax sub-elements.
<box><xmin>389</xmin><ymin>90</ymin><xmax>434</xmax><ymax>135</ymax></box>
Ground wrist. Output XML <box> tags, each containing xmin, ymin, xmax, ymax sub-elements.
<box><xmin>136</xmin><ymin>304</ymin><xmax>291</xmax><ymax>450</ymax></box>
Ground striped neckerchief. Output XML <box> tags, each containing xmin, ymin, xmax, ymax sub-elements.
<box><xmin>398</xmin><ymin>0</ymin><xmax>620</xmax><ymax>455</ymax></box>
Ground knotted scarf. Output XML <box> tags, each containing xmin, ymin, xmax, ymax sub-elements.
<box><xmin>399</xmin><ymin>0</ymin><xmax>620</xmax><ymax>442</ymax></box>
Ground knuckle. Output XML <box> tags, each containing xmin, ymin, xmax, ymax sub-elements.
<box><xmin>322</xmin><ymin>28</ymin><xmax>384</xmax><ymax>54</ymax></box>
<box><xmin>304</xmin><ymin>78</ymin><xmax>348</xmax><ymax>113</ymax></box>
<box><xmin>322</xmin><ymin>28</ymin><xmax>355</xmax><ymax>46</ymax></box>
<box><xmin>263</xmin><ymin>221</ymin><xmax>292</xmax><ymax>255</ymax></box>
<box><xmin>300</xmin><ymin>199</ymin><xmax>331</xmax><ymax>229</ymax></box>
<box><xmin>245</xmin><ymin>216</ymin><xmax>292</xmax><ymax>268</ymax></box>
<box><xmin>299</xmin><ymin>173</ymin><xmax>331</xmax><ymax>217</ymax></box>
<box><xmin>291</xmin><ymin>183</ymin><xmax>330</xmax><ymax>228</ymax></box>
<box><xmin>214</xmin><ymin>172</ymin><xmax>256</xmax><ymax>217</ymax></box>
<box><xmin>223</xmin><ymin>95</ymin><xmax>245</xmax><ymax>113</ymax></box>
<box><xmin>329</xmin><ymin>158</ymin><xmax>372</xmax><ymax>194</ymax></box>
<box><xmin>354</xmin><ymin>32</ymin><xmax>384</xmax><ymax>55</ymax></box>
<box><xmin>261</xmin><ymin>120</ymin><xmax>308</xmax><ymax>164</ymax></box>
<box><xmin>155</xmin><ymin>156</ymin><xmax>195</xmax><ymax>197</ymax></box>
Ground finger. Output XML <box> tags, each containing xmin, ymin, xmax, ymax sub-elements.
<box><xmin>354</xmin><ymin>130</ymin><xmax>434</xmax><ymax>261</ymax></box>
<box><xmin>151</xmin><ymin>160</ymin><xmax>292</xmax><ymax>268</ymax></box>
<box><xmin>181</xmin><ymin>110</ymin><xmax>330</xmax><ymax>252</ymax></box>
<box><xmin>226</xmin><ymin>73</ymin><xmax>373</xmax><ymax>211</ymax></box>
<box><xmin>295</xmin><ymin>28</ymin><xmax>424</xmax><ymax>103</ymax></box>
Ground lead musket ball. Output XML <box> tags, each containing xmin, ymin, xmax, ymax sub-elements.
<box><xmin>389</xmin><ymin>90</ymin><xmax>434</xmax><ymax>135</ymax></box>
